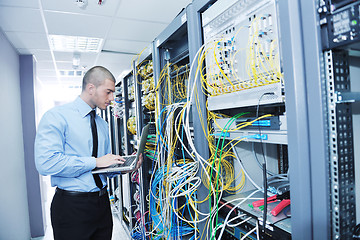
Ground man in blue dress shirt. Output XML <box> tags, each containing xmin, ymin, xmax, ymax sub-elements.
<box><xmin>35</xmin><ymin>66</ymin><xmax>142</xmax><ymax>240</ymax></box>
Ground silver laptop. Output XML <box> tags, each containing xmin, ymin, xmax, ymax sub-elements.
<box><xmin>92</xmin><ymin>124</ymin><xmax>150</xmax><ymax>174</ymax></box>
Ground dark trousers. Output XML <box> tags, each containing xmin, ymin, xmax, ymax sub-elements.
<box><xmin>51</xmin><ymin>189</ymin><xmax>113</xmax><ymax>240</ymax></box>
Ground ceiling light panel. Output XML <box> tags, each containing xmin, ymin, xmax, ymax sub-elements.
<box><xmin>49</xmin><ymin>34</ymin><xmax>103</xmax><ymax>52</ymax></box>
<box><xmin>58</xmin><ymin>69</ymin><xmax>84</xmax><ymax>77</ymax></box>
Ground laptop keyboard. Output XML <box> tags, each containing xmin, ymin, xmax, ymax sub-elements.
<box><xmin>122</xmin><ymin>155</ymin><xmax>137</xmax><ymax>166</ymax></box>
<box><xmin>109</xmin><ymin>155</ymin><xmax>137</xmax><ymax>168</ymax></box>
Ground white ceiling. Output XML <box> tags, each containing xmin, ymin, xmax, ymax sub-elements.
<box><xmin>0</xmin><ymin>0</ymin><xmax>192</xmax><ymax>88</ymax></box>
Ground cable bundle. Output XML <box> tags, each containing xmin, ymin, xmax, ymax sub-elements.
<box><xmin>127</xmin><ymin>116</ymin><xmax>136</xmax><ymax>135</ymax></box>
<box><xmin>171</xmin><ymin>64</ymin><xmax>188</xmax><ymax>101</ymax></box>
<box><xmin>138</xmin><ymin>60</ymin><xmax>153</xmax><ymax>79</ymax></box>
<box><xmin>130</xmin><ymin>8</ymin><xmax>285</xmax><ymax>240</ymax></box>
<box><xmin>144</xmin><ymin>92</ymin><xmax>155</xmax><ymax>110</ymax></box>
<box><xmin>110</xmin><ymin>97</ymin><xmax>124</xmax><ymax>119</ymax></box>
<box><xmin>129</xmin><ymin>85</ymin><xmax>135</xmax><ymax>101</ymax></box>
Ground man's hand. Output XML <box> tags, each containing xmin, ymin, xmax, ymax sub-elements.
<box><xmin>134</xmin><ymin>153</ymin><xmax>143</xmax><ymax>171</ymax></box>
<box><xmin>122</xmin><ymin>153</ymin><xmax>144</xmax><ymax>173</ymax></box>
<box><xmin>96</xmin><ymin>154</ymin><xmax>125</xmax><ymax>168</ymax></box>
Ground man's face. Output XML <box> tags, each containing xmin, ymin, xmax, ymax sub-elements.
<box><xmin>92</xmin><ymin>79</ymin><xmax>115</xmax><ymax>110</ymax></box>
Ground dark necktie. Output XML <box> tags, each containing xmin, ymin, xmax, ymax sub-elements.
<box><xmin>90</xmin><ymin>110</ymin><xmax>103</xmax><ymax>189</ymax></box>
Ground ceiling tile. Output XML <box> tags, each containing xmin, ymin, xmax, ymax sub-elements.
<box><xmin>116</xmin><ymin>0</ymin><xmax>191</xmax><ymax>23</ymax></box>
<box><xmin>31</xmin><ymin>50</ymin><xmax>53</xmax><ymax>62</ymax></box>
<box><xmin>17</xmin><ymin>49</ymin><xmax>53</xmax><ymax>61</ymax></box>
<box><xmin>53</xmin><ymin>51</ymin><xmax>73</xmax><ymax>61</ymax></box>
<box><xmin>42</xmin><ymin>0</ymin><xmax>120</xmax><ymax>17</ymax></box>
<box><xmin>57</xmin><ymin>61</ymin><xmax>94</xmax><ymax>71</ymax></box>
<box><xmin>5</xmin><ymin>32</ymin><xmax>49</xmax><ymax>49</ymax></box>
<box><xmin>53</xmin><ymin>51</ymin><xmax>97</xmax><ymax>62</ymax></box>
<box><xmin>0</xmin><ymin>0</ymin><xmax>38</xmax><ymax>8</ymax></box>
<box><xmin>103</xmin><ymin>39</ymin><xmax>149</xmax><ymax>54</ymax></box>
<box><xmin>97</xmin><ymin>52</ymin><xmax>134</xmax><ymax>65</ymax></box>
<box><xmin>37</xmin><ymin>69</ymin><xmax>57</xmax><ymax>77</ymax></box>
<box><xmin>96</xmin><ymin>53</ymin><xmax>134</xmax><ymax>78</ymax></box>
<box><xmin>37</xmin><ymin>76</ymin><xmax>59</xmax><ymax>83</ymax></box>
<box><xmin>36</xmin><ymin>61</ymin><xmax>55</xmax><ymax>69</ymax></box>
<box><xmin>44</xmin><ymin>11</ymin><xmax>112</xmax><ymax>38</ymax></box>
<box><xmin>55</xmin><ymin>62</ymin><xmax>93</xmax><ymax>72</ymax></box>
<box><xmin>56</xmin><ymin>62</ymin><xmax>78</xmax><ymax>70</ymax></box>
<box><xmin>57</xmin><ymin>77</ymin><xmax>83</xmax><ymax>86</ymax></box>
<box><xmin>0</xmin><ymin>0</ymin><xmax>193</xmax><ymax>88</ymax></box>
<box><xmin>53</xmin><ymin>51</ymin><xmax>97</xmax><ymax>70</ymax></box>
<box><xmin>95</xmin><ymin>63</ymin><xmax>128</xmax><ymax>80</ymax></box>
<box><xmin>17</xmin><ymin>48</ymin><xmax>34</xmax><ymax>54</ymax></box>
<box><xmin>0</xmin><ymin>7</ymin><xmax>44</xmax><ymax>33</ymax></box>
<box><xmin>108</xmin><ymin>18</ymin><xmax>167</xmax><ymax>42</ymax></box>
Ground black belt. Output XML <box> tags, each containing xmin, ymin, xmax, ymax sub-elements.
<box><xmin>56</xmin><ymin>187</ymin><xmax>108</xmax><ymax>197</ymax></box>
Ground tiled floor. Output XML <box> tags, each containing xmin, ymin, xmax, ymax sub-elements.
<box><xmin>32</xmin><ymin>176</ymin><xmax>130</xmax><ymax>240</ymax></box>
<box><xmin>112</xmin><ymin>214</ymin><xmax>131</xmax><ymax>240</ymax></box>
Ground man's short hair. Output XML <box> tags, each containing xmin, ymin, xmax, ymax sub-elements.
<box><xmin>82</xmin><ymin>66</ymin><xmax>116</xmax><ymax>91</ymax></box>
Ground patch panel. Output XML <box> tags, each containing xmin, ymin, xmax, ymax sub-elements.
<box><xmin>202</xmin><ymin>0</ymin><xmax>284</xmax><ymax>110</ymax></box>
<box><xmin>235</xmin><ymin>116</ymin><xmax>281</xmax><ymax>130</ymax></box>
<box><xmin>212</xmin><ymin>115</ymin><xmax>287</xmax><ymax>144</ymax></box>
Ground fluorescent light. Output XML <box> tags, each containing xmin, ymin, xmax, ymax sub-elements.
<box><xmin>58</xmin><ymin>70</ymin><xmax>85</xmax><ymax>77</ymax></box>
<box><xmin>49</xmin><ymin>34</ymin><xmax>103</xmax><ymax>52</ymax></box>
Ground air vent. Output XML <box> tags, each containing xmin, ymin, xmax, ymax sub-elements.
<box><xmin>49</xmin><ymin>34</ymin><xmax>103</xmax><ymax>52</ymax></box>
<box><xmin>59</xmin><ymin>70</ymin><xmax>84</xmax><ymax>77</ymax></box>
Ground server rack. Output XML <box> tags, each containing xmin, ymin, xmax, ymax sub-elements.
<box><xmin>98</xmin><ymin>74</ymin><xmax>136</xmax><ymax>238</ymax></box>
<box><xmin>111</xmin><ymin>81</ymin><xmax>127</xmax><ymax>230</ymax></box>
<box><xmin>106</xmin><ymin>104</ymin><xmax>116</xmax><ymax>211</ymax></box>
<box><xmin>319</xmin><ymin>1</ymin><xmax>360</xmax><ymax>239</ymax></box>
<box><xmin>278</xmin><ymin>0</ymin><xmax>359</xmax><ymax>239</ymax></box>
<box><xmin>120</xmin><ymin>71</ymin><xmax>136</xmax><ymax>235</ymax></box>
<box><xmin>185</xmin><ymin>2</ymin><xmax>213</xmax><ymax>238</ymax></box>
<box><xmin>276</xmin><ymin>1</ymin><xmax>329</xmax><ymax>239</ymax></box>
<box><xmin>151</xmin><ymin>8</ymin><xmax>198</xmax><ymax>240</ymax></box>
<box><xmin>104</xmin><ymin>1</ymin><xmax>360</xmax><ymax>239</ymax></box>
<box><xmin>133</xmin><ymin>43</ymin><xmax>155</xmax><ymax>239</ymax></box>
<box><xmin>194</xmin><ymin>0</ymin><xmax>289</xmax><ymax>239</ymax></box>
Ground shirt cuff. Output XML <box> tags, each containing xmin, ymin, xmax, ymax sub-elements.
<box><xmin>82</xmin><ymin>156</ymin><xmax>97</xmax><ymax>171</ymax></box>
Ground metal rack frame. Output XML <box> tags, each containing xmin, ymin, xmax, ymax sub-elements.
<box><xmin>133</xmin><ymin>43</ymin><xmax>154</xmax><ymax>240</ymax></box>
<box><xmin>109</xmin><ymin>1</ymin><xmax>360</xmax><ymax>239</ymax></box>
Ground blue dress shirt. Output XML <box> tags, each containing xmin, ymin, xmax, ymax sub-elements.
<box><xmin>35</xmin><ymin>96</ymin><xmax>110</xmax><ymax>192</ymax></box>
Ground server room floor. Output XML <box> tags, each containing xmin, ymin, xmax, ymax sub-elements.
<box><xmin>31</xmin><ymin>177</ymin><xmax>130</xmax><ymax>240</ymax></box>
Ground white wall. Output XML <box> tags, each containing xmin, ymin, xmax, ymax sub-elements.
<box><xmin>0</xmin><ymin>30</ymin><xmax>31</xmax><ymax>239</ymax></box>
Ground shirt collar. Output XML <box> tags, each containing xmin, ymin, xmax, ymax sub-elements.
<box><xmin>74</xmin><ymin>96</ymin><xmax>95</xmax><ymax>118</ymax></box>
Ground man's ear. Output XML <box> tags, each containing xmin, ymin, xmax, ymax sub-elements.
<box><xmin>87</xmin><ymin>83</ymin><xmax>95</xmax><ymax>95</ymax></box>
